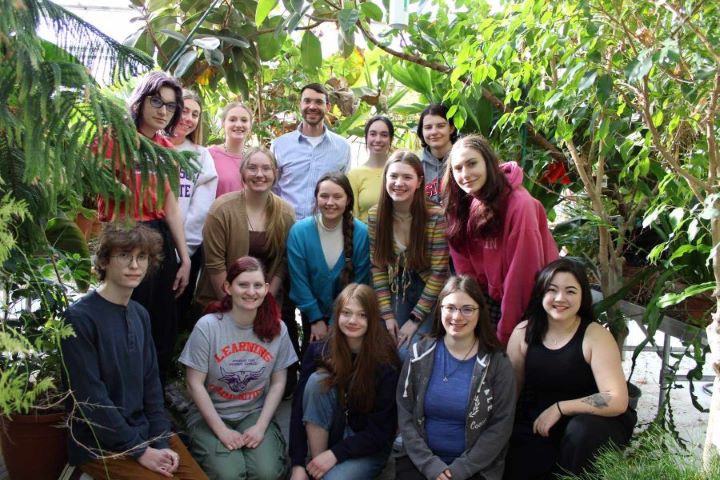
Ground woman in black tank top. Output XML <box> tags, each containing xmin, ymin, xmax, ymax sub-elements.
<box><xmin>504</xmin><ymin>259</ymin><xmax>636</xmax><ymax>479</ymax></box>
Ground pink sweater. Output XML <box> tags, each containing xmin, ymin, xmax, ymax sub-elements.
<box><xmin>450</xmin><ymin>162</ymin><xmax>559</xmax><ymax>345</ymax></box>
<box><xmin>208</xmin><ymin>145</ymin><xmax>244</xmax><ymax>198</ymax></box>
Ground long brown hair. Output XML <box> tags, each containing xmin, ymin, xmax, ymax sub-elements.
<box><xmin>241</xmin><ymin>147</ymin><xmax>292</xmax><ymax>262</ymax></box>
<box><xmin>373</xmin><ymin>150</ymin><xmax>429</xmax><ymax>270</ymax></box>
<box><xmin>204</xmin><ymin>256</ymin><xmax>281</xmax><ymax>342</ymax></box>
<box><xmin>321</xmin><ymin>283</ymin><xmax>400</xmax><ymax>413</ymax></box>
<box><xmin>314</xmin><ymin>172</ymin><xmax>355</xmax><ymax>287</ymax></box>
<box><xmin>431</xmin><ymin>275</ymin><xmax>501</xmax><ymax>353</ymax></box>
<box><xmin>442</xmin><ymin>134</ymin><xmax>510</xmax><ymax>250</ymax></box>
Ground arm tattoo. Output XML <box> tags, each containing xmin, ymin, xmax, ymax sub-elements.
<box><xmin>581</xmin><ymin>392</ymin><xmax>611</xmax><ymax>408</ymax></box>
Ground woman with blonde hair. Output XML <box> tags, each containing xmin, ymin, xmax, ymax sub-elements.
<box><xmin>196</xmin><ymin>147</ymin><xmax>294</xmax><ymax>307</ymax></box>
<box><xmin>208</xmin><ymin>101</ymin><xmax>254</xmax><ymax>197</ymax></box>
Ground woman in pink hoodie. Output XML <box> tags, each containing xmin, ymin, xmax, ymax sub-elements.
<box><xmin>442</xmin><ymin>134</ymin><xmax>559</xmax><ymax>346</ymax></box>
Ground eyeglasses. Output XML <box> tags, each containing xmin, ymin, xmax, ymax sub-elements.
<box><xmin>148</xmin><ymin>96</ymin><xmax>178</xmax><ymax>112</ymax></box>
<box><xmin>111</xmin><ymin>252</ymin><xmax>149</xmax><ymax>266</ymax></box>
<box><xmin>245</xmin><ymin>165</ymin><xmax>274</xmax><ymax>174</ymax></box>
<box><xmin>441</xmin><ymin>305</ymin><xmax>480</xmax><ymax>317</ymax></box>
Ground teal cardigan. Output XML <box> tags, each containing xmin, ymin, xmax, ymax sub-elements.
<box><xmin>287</xmin><ymin>217</ymin><xmax>370</xmax><ymax>323</ymax></box>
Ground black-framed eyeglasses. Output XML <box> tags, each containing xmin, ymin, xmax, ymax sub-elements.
<box><xmin>149</xmin><ymin>96</ymin><xmax>178</xmax><ymax>112</ymax></box>
<box><xmin>111</xmin><ymin>252</ymin><xmax>149</xmax><ymax>266</ymax></box>
<box><xmin>441</xmin><ymin>305</ymin><xmax>480</xmax><ymax>317</ymax></box>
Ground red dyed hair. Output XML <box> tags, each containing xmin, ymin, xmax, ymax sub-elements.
<box><xmin>204</xmin><ymin>256</ymin><xmax>281</xmax><ymax>342</ymax></box>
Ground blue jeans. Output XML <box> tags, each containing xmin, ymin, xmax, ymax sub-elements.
<box><xmin>391</xmin><ymin>271</ymin><xmax>434</xmax><ymax>362</ymax></box>
<box><xmin>302</xmin><ymin>372</ymin><xmax>390</xmax><ymax>479</ymax></box>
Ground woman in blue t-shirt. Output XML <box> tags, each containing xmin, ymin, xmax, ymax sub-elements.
<box><xmin>396</xmin><ymin>275</ymin><xmax>516</xmax><ymax>480</ymax></box>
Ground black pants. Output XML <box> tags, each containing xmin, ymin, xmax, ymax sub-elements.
<box><xmin>504</xmin><ymin>411</ymin><xmax>636</xmax><ymax>479</ymax></box>
<box><xmin>281</xmin><ymin>277</ymin><xmax>301</xmax><ymax>394</ymax></box>
<box><xmin>176</xmin><ymin>245</ymin><xmax>204</xmax><ymax>334</ymax></box>
<box><xmin>131</xmin><ymin>220</ymin><xmax>178</xmax><ymax>384</ymax></box>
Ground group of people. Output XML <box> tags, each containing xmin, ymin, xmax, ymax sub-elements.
<box><xmin>60</xmin><ymin>71</ymin><xmax>637</xmax><ymax>480</ymax></box>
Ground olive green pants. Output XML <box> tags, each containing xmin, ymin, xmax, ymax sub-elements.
<box><xmin>189</xmin><ymin>411</ymin><xmax>287</xmax><ymax>480</ymax></box>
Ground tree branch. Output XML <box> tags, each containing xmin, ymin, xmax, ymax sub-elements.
<box><xmin>661</xmin><ymin>1</ymin><xmax>720</xmax><ymax>64</ymax></box>
<box><xmin>706</xmin><ymin>70</ymin><xmax>720</xmax><ymax>187</ymax></box>
<box><xmin>638</xmin><ymin>77</ymin><xmax>708</xmax><ymax>201</ymax></box>
<box><xmin>356</xmin><ymin>21</ymin><xmax>566</xmax><ymax>163</ymax></box>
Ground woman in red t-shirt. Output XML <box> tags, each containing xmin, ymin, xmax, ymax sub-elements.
<box><xmin>97</xmin><ymin>71</ymin><xmax>191</xmax><ymax>381</ymax></box>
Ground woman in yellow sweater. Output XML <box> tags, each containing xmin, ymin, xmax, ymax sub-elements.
<box><xmin>347</xmin><ymin>116</ymin><xmax>394</xmax><ymax>222</ymax></box>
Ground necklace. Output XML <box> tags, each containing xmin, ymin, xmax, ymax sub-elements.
<box><xmin>318</xmin><ymin>214</ymin><xmax>341</xmax><ymax>232</ymax></box>
<box><xmin>393</xmin><ymin>211</ymin><xmax>412</xmax><ymax>222</ymax></box>
<box><xmin>223</xmin><ymin>143</ymin><xmax>242</xmax><ymax>156</ymax></box>
<box><xmin>545</xmin><ymin>317</ymin><xmax>581</xmax><ymax>347</ymax></box>
<box><xmin>442</xmin><ymin>337</ymin><xmax>477</xmax><ymax>382</ymax></box>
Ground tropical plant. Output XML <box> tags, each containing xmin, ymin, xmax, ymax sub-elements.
<box><xmin>1</xmin><ymin>0</ymin><xmax>193</xmax><ymax>251</ymax></box>
<box><xmin>0</xmin><ymin>247</ymin><xmax>80</xmax><ymax>415</ymax></box>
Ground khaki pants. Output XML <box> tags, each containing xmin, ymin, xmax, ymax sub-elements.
<box><xmin>80</xmin><ymin>434</ymin><xmax>208</xmax><ymax>479</ymax></box>
<box><xmin>189</xmin><ymin>411</ymin><xmax>287</xmax><ymax>480</ymax></box>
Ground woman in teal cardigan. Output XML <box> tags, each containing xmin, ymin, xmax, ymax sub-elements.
<box><xmin>287</xmin><ymin>172</ymin><xmax>370</xmax><ymax>352</ymax></box>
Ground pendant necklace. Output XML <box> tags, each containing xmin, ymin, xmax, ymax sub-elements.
<box><xmin>443</xmin><ymin>338</ymin><xmax>477</xmax><ymax>382</ymax></box>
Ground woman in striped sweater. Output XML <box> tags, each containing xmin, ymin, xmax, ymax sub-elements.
<box><xmin>367</xmin><ymin>150</ymin><xmax>449</xmax><ymax>360</ymax></box>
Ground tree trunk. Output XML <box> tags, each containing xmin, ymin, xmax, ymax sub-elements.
<box><xmin>704</xmin><ymin>211</ymin><xmax>720</xmax><ymax>469</ymax></box>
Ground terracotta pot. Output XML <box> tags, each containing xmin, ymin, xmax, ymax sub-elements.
<box><xmin>0</xmin><ymin>412</ymin><xmax>67</xmax><ymax>480</ymax></box>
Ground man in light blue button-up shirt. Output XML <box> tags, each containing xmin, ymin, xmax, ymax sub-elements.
<box><xmin>271</xmin><ymin>83</ymin><xmax>351</xmax><ymax>219</ymax></box>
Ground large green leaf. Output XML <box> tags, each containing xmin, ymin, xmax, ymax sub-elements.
<box><xmin>388</xmin><ymin>61</ymin><xmax>433</xmax><ymax>99</ymax></box>
<box><xmin>338</xmin><ymin>8</ymin><xmax>359</xmax><ymax>43</ymax></box>
<box><xmin>359</xmin><ymin>2</ymin><xmax>383</xmax><ymax>22</ymax></box>
<box><xmin>174</xmin><ymin>50</ymin><xmax>197</xmax><ymax>77</ymax></box>
<box><xmin>256</xmin><ymin>16</ymin><xmax>285</xmax><ymax>61</ymax></box>
<box><xmin>300</xmin><ymin>31</ymin><xmax>322</xmax><ymax>72</ymax></box>
<box><xmin>256</xmin><ymin>0</ymin><xmax>278</xmax><ymax>26</ymax></box>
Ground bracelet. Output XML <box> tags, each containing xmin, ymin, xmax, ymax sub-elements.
<box><xmin>556</xmin><ymin>401</ymin><xmax>565</xmax><ymax>416</ymax></box>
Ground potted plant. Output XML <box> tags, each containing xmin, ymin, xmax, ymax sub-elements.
<box><xmin>0</xmin><ymin>214</ymin><xmax>88</xmax><ymax>479</ymax></box>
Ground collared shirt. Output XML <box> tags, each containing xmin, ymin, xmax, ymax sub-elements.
<box><xmin>271</xmin><ymin>124</ymin><xmax>351</xmax><ymax>219</ymax></box>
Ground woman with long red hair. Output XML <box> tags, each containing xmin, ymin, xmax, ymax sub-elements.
<box><xmin>288</xmin><ymin>283</ymin><xmax>400</xmax><ymax>480</ymax></box>
<box><xmin>179</xmin><ymin>256</ymin><xmax>297</xmax><ymax>479</ymax></box>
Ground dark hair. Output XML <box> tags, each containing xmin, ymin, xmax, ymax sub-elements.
<box><xmin>523</xmin><ymin>258</ymin><xmax>595</xmax><ymax>346</ymax></box>
<box><xmin>373</xmin><ymin>150</ymin><xmax>429</xmax><ymax>270</ymax></box>
<box><xmin>314</xmin><ymin>172</ymin><xmax>356</xmax><ymax>287</ymax></box>
<box><xmin>204</xmin><ymin>256</ymin><xmax>281</xmax><ymax>342</ymax></box>
<box><xmin>442</xmin><ymin>134</ymin><xmax>510</xmax><ymax>249</ymax></box>
<box><xmin>181</xmin><ymin>89</ymin><xmax>204</xmax><ymax>144</ymax></box>
<box><xmin>128</xmin><ymin>71</ymin><xmax>183</xmax><ymax>136</ymax></box>
<box><xmin>364</xmin><ymin>116</ymin><xmax>395</xmax><ymax>145</ymax></box>
<box><xmin>300</xmin><ymin>83</ymin><xmax>329</xmax><ymax>104</ymax></box>
<box><xmin>321</xmin><ymin>283</ymin><xmax>400</xmax><ymax>412</ymax></box>
<box><xmin>431</xmin><ymin>275</ymin><xmax>501</xmax><ymax>352</ymax></box>
<box><xmin>416</xmin><ymin>104</ymin><xmax>458</xmax><ymax>148</ymax></box>
<box><xmin>95</xmin><ymin>223</ymin><xmax>163</xmax><ymax>281</ymax></box>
